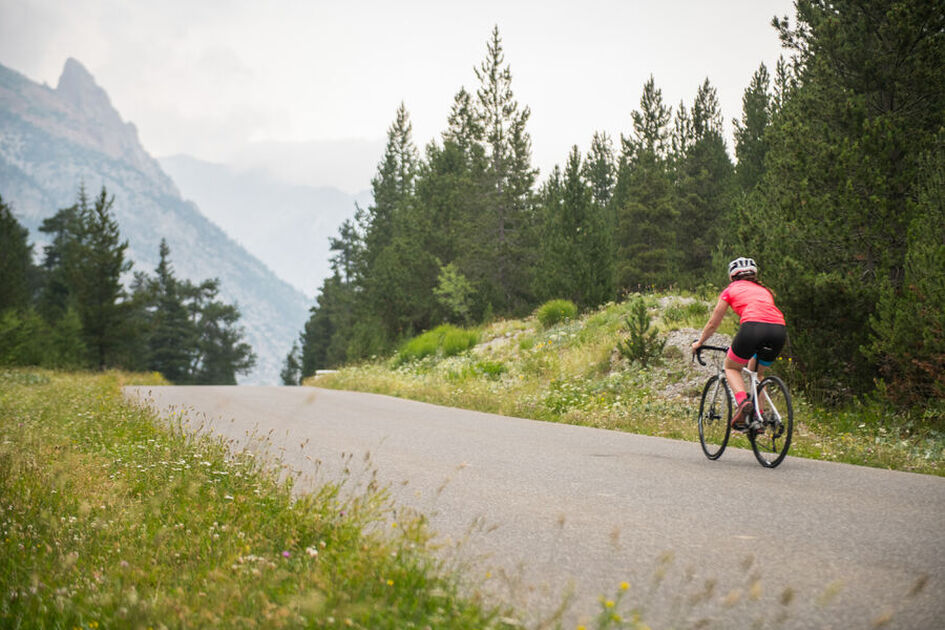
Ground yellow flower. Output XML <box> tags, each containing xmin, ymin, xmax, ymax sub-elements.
<box><xmin>386</xmin><ymin>579</ymin><xmax>394</xmax><ymax>586</ymax></box>
<box><xmin>605</xmin><ymin>599</ymin><xmax>615</xmax><ymax>608</ymax></box>
<box><xmin>620</xmin><ymin>581</ymin><xmax>630</xmax><ymax>591</ymax></box>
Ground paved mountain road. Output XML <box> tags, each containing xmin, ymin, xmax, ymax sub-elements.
<box><xmin>124</xmin><ymin>385</ymin><xmax>945</xmax><ymax>629</ymax></box>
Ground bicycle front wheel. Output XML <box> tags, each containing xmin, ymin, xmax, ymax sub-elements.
<box><xmin>750</xmin><ymin>375</ymin><xmax>794</xmax><ymax>468</ymax></box>
<box><xmin>698</xmin><ymin>374</ymin><xmax>732</xmax><ymax>460</ymax></box>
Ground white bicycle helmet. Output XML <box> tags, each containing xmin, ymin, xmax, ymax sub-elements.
<box><xmin>728</xmin><ymin>257</ymin><xmax>758</xmax><ymax>280</ymax></box>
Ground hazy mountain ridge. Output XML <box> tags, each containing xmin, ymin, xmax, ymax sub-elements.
<box><xmin>0</xmin><ymin>59</ymin><xmax>309</xmax><ymax>384</ymax></box>
<box><xmin>159</xmin><ymin>155</ymin><xmax>370</xmax><ymax>297</ymax></box>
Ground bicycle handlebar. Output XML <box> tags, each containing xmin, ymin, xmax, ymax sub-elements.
<box><xmin>692</xmin><ymin>343</ymin><xmax>728</xmax><ymax>366</ymax></box>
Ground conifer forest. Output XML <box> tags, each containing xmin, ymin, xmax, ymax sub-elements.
<box><xmin>294</xmin><ymin>4</ymin><xmax>944</xmax><ymax>408</ymax></box>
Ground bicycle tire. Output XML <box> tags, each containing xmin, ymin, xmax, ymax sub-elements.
<box><xmin>749</xmin><ymin>375</ymin><xmax>793</xmax><ymax>468</ymax></box>
<box><xmin>698</xmin><ymin>374</ymin><xmax>732</xmax><ymax>460</ymax></box>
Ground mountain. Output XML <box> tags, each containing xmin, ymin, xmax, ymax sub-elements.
<box><xmin>158</xmin><ymin>155</ymin><xmax>370</xmax><ymax>298</ymax></box>
<box><xmin>0</xmin><ymin>58</ymin><xmax>309</xmax><ymax>384</ymax></box>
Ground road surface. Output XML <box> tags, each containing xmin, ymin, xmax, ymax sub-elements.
<box><xmin>124</xmin><ymin>385</ymin><xmax>945</xmax><ymax>629</ymax></box>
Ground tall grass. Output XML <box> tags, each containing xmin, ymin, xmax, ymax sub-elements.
<box><xmin>0</xmin><ymin>369</ymin><xmax>512</xmax><ymax>628</ymax></box>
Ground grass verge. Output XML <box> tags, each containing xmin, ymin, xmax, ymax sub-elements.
<box><xmin>0</xmin><ymin>369</ymin><xmax>513</xmax><ymax>628</ymax></box>
<box><xmin>309</xmin><ymin>294</ymin><xmax>945</xmax><ymax>477</ymax></box>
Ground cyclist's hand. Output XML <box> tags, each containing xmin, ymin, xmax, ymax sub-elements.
<box><xmin>690</xmin><ymin>341</ymin><xmax>701</xmax><ymax>356</ymax></box>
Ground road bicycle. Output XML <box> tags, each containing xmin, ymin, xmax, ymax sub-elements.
<box><xmin>693</xmin><ymin>345</ymin><xmax>794</xmax><ymax>468</ymax></box>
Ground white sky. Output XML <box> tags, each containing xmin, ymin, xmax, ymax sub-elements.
<box><xmin>0</xmin><ymin>0</ymin><xmax>796</xmax><ymax>192</ymax></box>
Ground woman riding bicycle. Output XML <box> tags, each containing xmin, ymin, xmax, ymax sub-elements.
<box><xmin>691</xmin><ymin>257</ymin><xmax>787</xmax><ymax>431</ymax></box>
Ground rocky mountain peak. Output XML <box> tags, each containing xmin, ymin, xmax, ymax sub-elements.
<box><xmin>56</xmin><ymin>58</ymin><xmax>115</xmax><ymax>119</ymax></box>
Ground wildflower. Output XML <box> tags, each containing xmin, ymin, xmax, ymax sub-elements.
<box><xmin>605</xmin><ymin>599</ymin><xmax>615</xmax><ymax>608</ymax></box>
<box><xmin>386</xmin><ymin>579</ymin><xmax>394</xmax><ymax>586</ymax></box>
<box><xmin>306</xmin><ymin>546</ymin><xmax>318</xmax><ymax>558</ymax></box>
<box><xmin>620</xmin><ymin>581</ymin><xmax>630</xmax><ymax>591</ymax></box>
<box><xmin>282</xmin><ymin>551</ymin><xmax>291</xmax><ymax>558</ymax></box>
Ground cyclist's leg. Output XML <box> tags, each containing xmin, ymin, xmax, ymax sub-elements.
<box><xmin>724</xmin><ymin>355</ymin><xmax>747</xmax><ymax>396</ymax></box>
<box><xmin>754</xmin><ymin>325</ymin><xmax>788</xmax><ymax>413</ymax></box>
<box><xmin>726</xmin><ymin>324</ymin><xmax>758</xmax><ymax>402</ymax></box>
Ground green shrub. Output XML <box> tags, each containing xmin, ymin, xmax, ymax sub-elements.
<box><xmin>442</xmin><ymin>327</ymin><xmax>479</xmax><ymax>357</ymax></box>
<box><xmin>474</xmin><ymin>360</ymin><xmax>506</xmax><ymax>379</ymax></box>
<box><xmin>397</xmin><ymin>332</ymin><xmax>440</xmax><ymax>364</ymax></box>
<box><xmin>396</xmin><ymin>325</ymin><xmax>479</xmax><ymax>364</ymax></box>
<box><xmin>536</xmin><ymin>299</ymin><xmax>578</xmax><ymax>329</ymax></box>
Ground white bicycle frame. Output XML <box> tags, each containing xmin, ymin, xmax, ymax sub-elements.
<box><xmin>738</xmin><ymin>365</ymin><xmax>783</xmax><ymax>429</ymax></box>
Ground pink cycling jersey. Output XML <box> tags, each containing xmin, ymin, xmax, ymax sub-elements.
<box><xmin>719</xmin><ymin>280</ymin><xmax>786</xmax><ymax>325</ymax></box>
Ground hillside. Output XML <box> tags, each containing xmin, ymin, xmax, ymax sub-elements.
<box><xmin>310</xmin><ymin>294</ymin><xmax>945</xmax><ymax>477</ymax></box>
<box><xmin>0</xmin><ymin>59</ymin><xmax>309</xmax><ymax>383</ymax></box>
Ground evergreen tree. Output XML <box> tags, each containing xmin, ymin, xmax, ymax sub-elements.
<box><xmin>281</xmin><ymin>341</ymin><xmax>302</xmax><ymax>385</ymax></box>
<box><xmin>733</xmin><ymin>64</ymin><xmax>773</xmax><ymax>191</ymax></box>
<box><xmin>472</xmin><ymin>26</ymin><xmax>538</xmax><ymax>314</ymax></box>
<box><xmin>867</xmin><ymin>137</ymin><xmax>945</xmax><ymax>403</ymax></box>
<box><xmin>673</xmin><ymin>79</ymin><xmax>735</xmax><ymax>285</ymax></box>
<box><xmin>0</xmin><ymin>194</ymin><xmax>34</xmax><ymax>312</ymax></box>
<box><xmin>741</xmin><ymin>0</ymin><xmax>945</xmax><ymax>399</ymax></box>
<box><xmin>72</xmin><ymin>186</ymin><xmax>133</xmax><ymax>369</ymax></box>
<box><xmin>38</xmin><ymin>185</ymin><xmax>132</xmax><ymax>369</ymax></box>
<box><xmin>300</xmin><ymin>273</ymin><xmax>356</xmax><ymax>376</ymax></box>
<box><xmin>146</xmin><ymin>240</ymin><xmax>196</xmax><ymax>383</ymax></box>
<box><xmin>582</xmin><ymin>133</ymin><xmax>617</xmax><ymax>304</ymax></box>
<box><xmin>358</xmin><ymin>104</ymin><xmax>433</xmax><ymax>345</ymax></box>
<box><xmin>536</xmin><ymin>146</ymin><xmax>613</xmax><ymax>307</ymax></box>
<box><xmin>362</xmin><ymin>103</ymin><xmax>419</xmax><ymax>262</ymax></box>
<box><xmin>184</xmin><ymin>279</ymin><xmax>256</xmax><ymax>384</ymax></box>
<box><xmin>583</xmin><ymin>132</ymin><xmax>617</xmax><ymax>210</ymax></box>
<box><xmin>614</xmin><ymin>77</ymin><xmax>680</xmax><ymax>290</ymax></box>
<box><xmin>38</xmin><ymin>191</ymin><xmax>85</xmax><ymax>323</ymax></box>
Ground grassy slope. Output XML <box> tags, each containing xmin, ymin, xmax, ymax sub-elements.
<box><xmin>309</xmin><ymin>293</ymin><xmax>945</xmax><ymax>477</ymax></box>
<box><xmin>0</xmin><ymin>369</ymin><xmax>512</xmax><ymax>629</ymax></box>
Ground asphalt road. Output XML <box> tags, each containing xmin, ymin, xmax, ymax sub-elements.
<box><xmin>124</xmin><ymin>385</ymin><xmax>945</xmax><ymax>629</ymax></box>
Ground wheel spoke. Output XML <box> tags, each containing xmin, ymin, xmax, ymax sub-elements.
<box><xmin>750</xmin><ymin>376</ymin><xmax>794</xmax><ymax>468</ymax></box>
<box><xmin>699</xmin><ymin>375</ymin><xmax>731</xmax><ymax>460</ymax></box>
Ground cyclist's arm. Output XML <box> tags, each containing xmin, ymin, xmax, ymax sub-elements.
<box><xmin>692</xmin><ymin>298</ymin><xmax>729</xmax><ymax>350</ymax></box>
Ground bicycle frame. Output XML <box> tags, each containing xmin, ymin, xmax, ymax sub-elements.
<box><xmin>694</xmin><ymin>343</ymin><xmax>794</xmax><ymax>467</ymax></box>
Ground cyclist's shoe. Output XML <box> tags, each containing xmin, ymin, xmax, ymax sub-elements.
<box><xmin>731</xmin><ymin>399</ymin><xmax>754</xmax><ymax>432</ymax></box>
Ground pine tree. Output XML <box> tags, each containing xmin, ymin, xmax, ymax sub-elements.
<box><xmin>281</xmin><ymin>341</ymin><xmax>302</xmax><ymax>386</ymax></box>
<box><xmin>146</xmin><ymin>240</ymin><xmax>195</xmax><ymax>383</ymax></box>
<box><xmin>0</xmin><ymin>194</ymin><xmax>34</xmax><ymax>312</ymax></box>
<box><xmin>73</xmin><ymin>186</ymin><xmax>133</xmax><ymax>369</ymax></box>
<box><xmin>472</xmin><ymin>26</ymin><xmax>538</xmax><ymax>314</ymax></box>
<box><xmin>38</xmin><ymin>191</ymin><xmax>86</xmax><ymax>323</ymax></box>
<box><xmin>358</xmin><ymin>104</ymin><xmax>438</xmax><ymax>344</ymax></box>
<box><xmin>733</xmin><ymin>64</ymin><xmax>772</xmax><ymax>191</ymax></box>
<box><xmin>583</xmin><ymin>132</ymin><xmax>617</xmax><ymax>210</ymax></box>
<box><xmin>614</xmin><ymin>77</ymin><xmax>680</xmax><ymax>290</ymax></box>
<box><xmin>867</xmin><ymin>136</ymin><xmax>945</xmax><ymax>403</ymax></box>
<box><xmin>742</xmin><ymin>0</ymin><xmax>945</xmax><ymax>399</ymax></box>
<box><xmin>183</xmin><ymin>279</ymin><xmax>256</xmax><ymax>384</ymax></box>
<box><xmin>673</xmin><ymin>79</ymin><xmax>735</xmax><ymax>286</ymax></box>
<box><xmin>38</xmin><ymin>185</ymin><xmax>132</xmax><ymax>369</ymax></box>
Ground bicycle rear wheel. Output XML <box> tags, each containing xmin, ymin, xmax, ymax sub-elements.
<box><xmin>698</xmin><ymin>375</ymin><xmax>732</xmax><ymax>460</ymax></box>
<box><xmin>750</xmin><ymin>375</ymin><xmax>793</xmax><ymax>468</ymax></box>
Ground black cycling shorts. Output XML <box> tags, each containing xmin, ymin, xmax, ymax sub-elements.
<box><xmin>729</xmin><ymin>321</ymin><xmax>787</xmax><ymax>366</ymax></box>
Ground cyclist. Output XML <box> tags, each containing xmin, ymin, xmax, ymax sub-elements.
<box><xmin>691</xmin><ymin>257</ymin><xmax>787</xmax><ymax>431</ymax></box>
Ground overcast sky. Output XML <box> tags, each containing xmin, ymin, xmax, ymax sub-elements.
<box><xmin>1</xmin><ymin>0</ymin><xmax>796</xmax><ymax>193</ymax></box>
